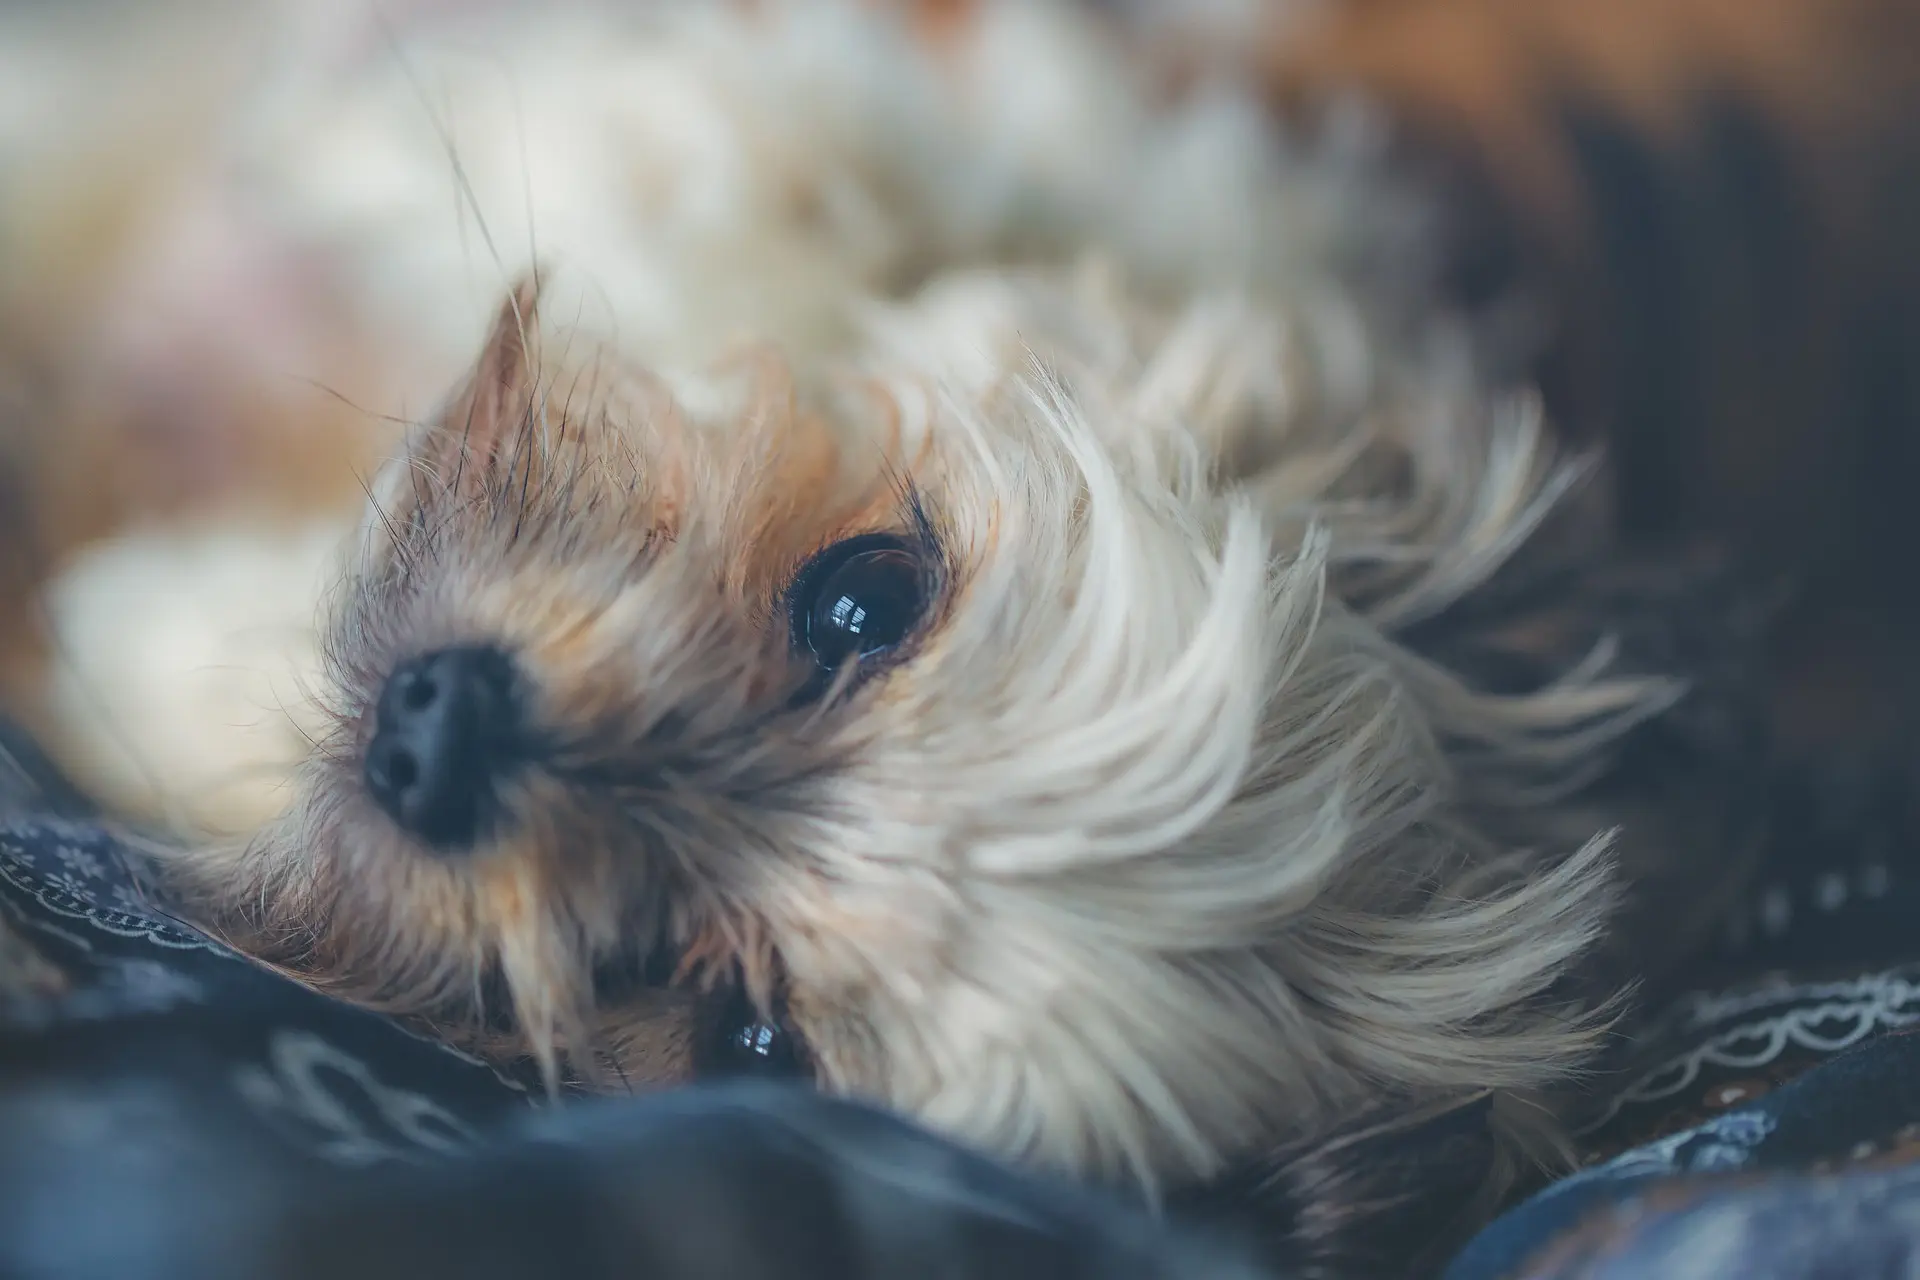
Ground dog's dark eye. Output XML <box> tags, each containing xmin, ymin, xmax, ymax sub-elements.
<box><xmin>790</xmin><ymin>534</ymin><xmax>927</xmax><ymax>670</ymax></box>
<box><xmin>698</xmin><ymin>987</ymin><xmax>806</xmax><ymax>1080</ymax></box>
<box><xmin>714</xmin><ymin>1020</ymin><xmax>801</xmax><ymax>1076</ymax></box>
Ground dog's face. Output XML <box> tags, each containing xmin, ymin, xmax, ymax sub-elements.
<box><xmin>194</xmin><ymin>263</ymin><xmax>1641</xmax><ymax>1194</ymax></box>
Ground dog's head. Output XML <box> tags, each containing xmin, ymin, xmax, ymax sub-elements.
<box><xmin>185</xmin><ymin>261</ymin><xmax>1661</xmax><ymax>1194</ymax></box>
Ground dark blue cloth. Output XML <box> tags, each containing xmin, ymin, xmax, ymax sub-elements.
<box><xmin>12</xmin><ymin>806</ymin><xmax>1920</xmax><ymax>1280</ymax></box>
<box><xmin>0</xmin><ymin>819</ymin><xmax>1262</xmax><ymax>1280</ymax></box>
<box><xmin>1448</xmin><ymin>758</ymin><xmax>1920</xmax><ymax>1279</ymax></box>
<box><xmin>0</xmin><ymin>817</ymin><xmax>536</xmax><ymax>1137</ymax></box>
<box><xmin>1447</xmin><ymin>1027</ymin><xmax>1920</xmax><ymax>1279</ymax></box>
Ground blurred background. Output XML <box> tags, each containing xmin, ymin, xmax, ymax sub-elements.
<box><xmin>3</xmin><ymin>0</ymin><xmax>1920</xmax><ymax>823</ymax></box>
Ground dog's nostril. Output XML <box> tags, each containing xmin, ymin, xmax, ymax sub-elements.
<box><xmin>363</xmin><ymin>645</ymin><xmax>519</xmax><ymax>849</ymax></box>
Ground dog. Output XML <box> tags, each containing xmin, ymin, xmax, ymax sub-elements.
<box><xmin>0</xmin><ymin>0</ymin><xmax>1816</xmax><ymax>1272</ymax></box>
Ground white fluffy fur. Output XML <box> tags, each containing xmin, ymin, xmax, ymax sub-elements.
<box><xmin>742</xmin><ymin>266</ymin><xmax>1658</xmax><ymax>1184</ymax></box>
<box><xmin>9</xmin><ymin>0</ymin><xmax>1671</xmax><ymax>1194</ymax></box>
<box><xmin>33</xmin><ymin>520</ymin><xmax>341</xmax><ymax>832</ymax></box>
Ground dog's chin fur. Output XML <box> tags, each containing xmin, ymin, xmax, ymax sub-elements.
<box><xmin>8</xmin><ymin>0</ymin><xmax>1755</xmax><ymax>1266</ymax></box>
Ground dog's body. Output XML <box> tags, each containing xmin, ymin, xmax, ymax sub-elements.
<box><xmin>2</xmin><ymin>0</ymin><xmax>1885</xmax><ymax>1272</ymax></box>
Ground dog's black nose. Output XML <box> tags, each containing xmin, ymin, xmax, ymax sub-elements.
<box><xmin>364</xmin><ymin>645</ymin><xmax>519</xmax><ymax>848</ymax></box>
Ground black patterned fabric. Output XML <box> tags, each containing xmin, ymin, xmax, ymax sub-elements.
<box><xmin>0</xmin><ymin>819</ymin><xmax>1262</xmax><ymax>1280</ymax></box>
<box><xmin>1449</xmin><ymin>761</ymin><xmax>1920</xmax><ymax>1278</ymax></box>
<box><xmin>1447</xmin><ymin>1025</ymin><xmax>1920</xmax><ymax>1279</ymax></box>
<box><xmin>7</xmin><ymin>768</ymin><xmax>1920</xmax><ymax>1279</ymax></box>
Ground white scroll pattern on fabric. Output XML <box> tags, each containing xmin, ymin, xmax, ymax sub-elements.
<box><xmin>4</xmin><ymin>824</ymin><xmax>533</xmax><ymax>1091</ymax></box>
<box><xmin>233</xmin><ymin>1030</ymin><xmax>481</xmax><ymax>1166</ymax></box>
<box><xmin>0</xmin><ymin>823</ymin><xmax>237</xmax><ymax>956</ymax></box>
<box><xmin>1577</xmin><ymin>967</ymin><xmax>1920</xmax><ymax>1137</ymax></box>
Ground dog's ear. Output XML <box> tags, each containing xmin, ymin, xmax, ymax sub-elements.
<box><xmin>1172</xmin><ymin>1091</ymin><xmax>1505</xmax><ymax>1280</ymax></box>
<box><xmin>414</xmin><ymin>274</ymin><xmax>545</xmax><ymax>498</ymax></box>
